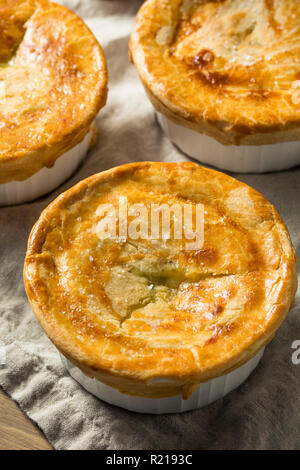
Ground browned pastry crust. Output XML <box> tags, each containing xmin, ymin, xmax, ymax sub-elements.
<box><xmin>0</xmin><ymin>0</ymin><xmax>107</xmax><ymax>183</ymax></box>
<box><xmin>130</xmin><ymin>0</ymin><xmax>300</xmax><ymax>145</ymax></box>
<box><xmin>24</xmin><ymin>162</ymin><xmax>297</xmax><ymax>399</ymax></box>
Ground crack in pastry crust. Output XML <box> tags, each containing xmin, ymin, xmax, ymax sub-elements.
<box><xmin>24</xmin><ymin>162</ymin><xmax>297</xmax><ymax>398</ymax></box>
<box><xmin>0</xmin><ymin>0</ymin><xmax>107</xmax><ymax>183</ymax></box>
<box><xmin>130</xmin><ymin>0</ymin><xmax>300</xmax><ymax>145</ymax></box>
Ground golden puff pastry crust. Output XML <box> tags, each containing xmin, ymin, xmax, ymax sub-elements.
<box><xmin>0</xmin><ymin>0</ymin><xmax>107</xmax><ymax>183</ymax></box>
<box><xmin>130</xmin><ymin>0</ymin><xmax>300</xmax><ymax>145</ymax></box>
<box><xmin>24</xmin><ymin>162</ymin><xmax>297</xmax><ymax>399</ymax></box>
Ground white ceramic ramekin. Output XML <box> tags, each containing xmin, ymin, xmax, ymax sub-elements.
<box><xmin>0</xmin><ymin>126</ymin><xmax>94</xmax><ymax>206</ymax></box>
<box><xmin>157</xmin><ymin>113</ymin><xmax>300</xmax><ymax>173</ymax></box>
<box><xmin>61</xmin><ymin>347</ymin><xmax>265</xmax><ymax>414</ymax></box>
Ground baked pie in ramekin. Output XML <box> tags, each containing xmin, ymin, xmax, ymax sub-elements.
<box><xmin>0</xmin><ymin>0</ymin><xmax>107</xmax><ymax>205</ymax></box>
<box><xmin>24</xmin><ymin>162</ymin><xmax>297</xmax><ymax>413</ymax></box>
<box><xmin>130</xmin><ymin>0</ymin><xmax>300</xmax><ymax>173</ymax></box>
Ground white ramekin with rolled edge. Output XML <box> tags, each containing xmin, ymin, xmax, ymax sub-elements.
<box><xmin>157</xmin><ymin>113</ymin><xmax>300</xmax><ymax>174</ymax></box>
<box><xmin>61</xmin><ymin>347</ymin><xmax>265</xmax><ymax>414</ymax></box>
<box><xmin>0</xmin><ymin>124</ymin><xmax>96</xmax><ymax>206</ymax></box>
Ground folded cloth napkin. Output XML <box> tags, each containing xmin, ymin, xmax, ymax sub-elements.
<box><xmin>0</xmin><ymin>0</ymin><xmax>299</xmax><ymax>450</ymax></box>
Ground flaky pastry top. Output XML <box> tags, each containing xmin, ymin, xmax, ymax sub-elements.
<box><xmin>0</xmin><ymin>0</ymin><xmax>107</xmax><ymax>183</ymax></box>
<box><xmin>24</xmin><ymin>162</ymin><xmax>297</xmax><ymax>398</ymax></box>
<box><xmin>130</xmin><ymin>0</ymin><xmax>300</xmax><ymax>145</ymax></box>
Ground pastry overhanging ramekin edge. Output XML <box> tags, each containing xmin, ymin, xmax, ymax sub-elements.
<box><xmin>60</xmin><ymin>347</ymin><xmax>265</xmax><ymax>414</ymax></box>
<box><xmin>157</xmin><ymin>113</ymin><xmax>300</xmax><ymax>174</ymax></box>
<box><xmin>0</xmin><ymin>123</ymin><xmax>96</xmax><ymax>206</ymax></box>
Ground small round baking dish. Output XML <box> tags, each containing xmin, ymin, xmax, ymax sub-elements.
<box><xmin>157</xmin><ymin>113</ymin><xmax>300</xmax><ymax>174</ymax></box>
<box><xmin>0</xmin><ymin>125</ymin><xmax>95</xmax><ymax>206</ymax></box>
<box><xmin>24</xmin><ymin>164</ymin><xmax>297</xmax><ymax>416</ymax></box>
<box><xmin>61</xmin><ymin>348</ymin><xmax>265</xmax><ymax>414</ymax></box>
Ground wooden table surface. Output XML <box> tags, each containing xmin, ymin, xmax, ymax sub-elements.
<box><xmin>0</xmin><ymin>389</ymin><xmax>52</xmax><ymax>450</ymax></box>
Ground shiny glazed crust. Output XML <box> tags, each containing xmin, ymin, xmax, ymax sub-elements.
<box><xmin>24</xmin><ymin>162</ymin><xmax>297</xmax><ymax>399</ymax></box>
<box><xmin>130</xmin><ymin>0</ymin><xmax>300</xmax><ymax>145</ymax></box>
<box><xmin>0</xmin><ymin>0</ymin><xmax>107</xmax><ymax>183</ymax></box>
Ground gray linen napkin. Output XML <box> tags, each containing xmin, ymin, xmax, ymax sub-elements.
<box><xmin>0</xmin><ymin>0</ymin><xmax>299</xmax><ymax>450</ymax></box>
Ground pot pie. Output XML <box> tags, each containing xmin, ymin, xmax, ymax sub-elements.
<box><xmin>130</xmin><ymin>0</ymin><xmax>300</xmax><ymax>173</ymax></box>
<box><xmin>0</xmin><ymin>0</ymin><xmax>107</xmax><ymax>204</ymax></box>
<box><xmin>24</xmin><ymin>162</ymin><xmax>297</xmax><ymax>406</ymax></box>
